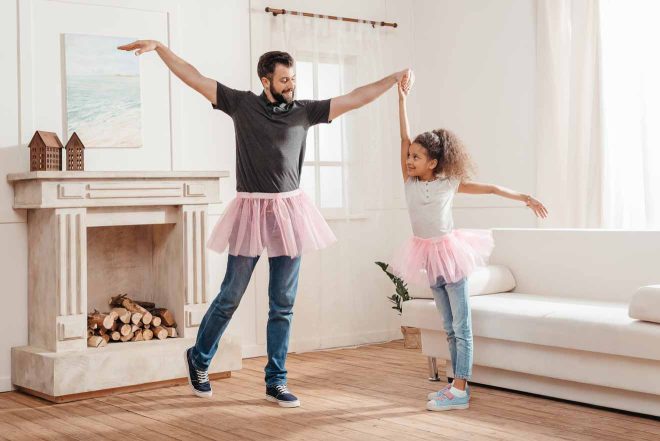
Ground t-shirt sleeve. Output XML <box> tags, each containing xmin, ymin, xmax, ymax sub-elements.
<box><xmin>211</xmin><ymin>81</ymin><xmax>247</xmax><ymax>116</ymax></box>
<box><xmin>300</xmin><ymin>99</ymin><xmax>332</xmax><ymax>127</ymax></box>
<box><xmin>450</xmin><ymin>178</ymin><xmax>462</xmax><ymax>193</ymax></box>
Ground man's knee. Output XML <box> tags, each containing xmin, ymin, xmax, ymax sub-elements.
<box><xmin>213</xmin><ymin>291</ymin><xmax>243</xmax><ymax>317</ymax></box>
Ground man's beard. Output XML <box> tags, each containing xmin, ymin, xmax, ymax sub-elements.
<box><xmin>270</xmin><ymin>83</ymin><xmax>295</xmax><ymax>104</ymax></box>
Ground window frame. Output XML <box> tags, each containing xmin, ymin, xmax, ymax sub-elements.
<box><xmin>297</xmin><ymin>54</ymin><xmax>347</xmax><ymax>218</ymax></box>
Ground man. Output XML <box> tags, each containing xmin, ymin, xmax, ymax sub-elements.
<box><xmin>119</xmin><ymin>40</ymin><xmax>410</xmax><ymax>408</ymax></box>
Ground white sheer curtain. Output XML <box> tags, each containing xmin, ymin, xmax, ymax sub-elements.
<box><xmin>249</xmin><ymin>5</ymin><xmax>394</xmax><ymax>218</ymax></box>
<box><xmin>600</xmin><ymin>0</ymin><xmax>660</xmax><ymax>229</ymax></box>
<box><xmin>535</xmin><ymin>0</ymin><xmax>603</xmax><ymax>228</ymax></box>
<box><xmin>537</xmin><ymin>0</ymin><xmax>660</xmax><ymax>229</ymax></box>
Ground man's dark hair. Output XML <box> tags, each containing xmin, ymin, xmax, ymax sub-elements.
<box><xmin>257</xmin><ymin>51</ymin><xmax>294</xmax><ymax>79</ymax></box>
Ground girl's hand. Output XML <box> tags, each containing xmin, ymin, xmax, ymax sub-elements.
<box><xmin>398</xmin><ymin>70</ymin><xmax>414</xmax><ymax>99</ymax></box>
<box><xmin>525</xmin><ymin>196</ymin><xmax>548</xmax><ymax>218</ymax></box>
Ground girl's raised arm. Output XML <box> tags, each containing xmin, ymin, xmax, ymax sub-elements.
<box><xmin>398</xmin><ymin>71</ymin><xmax>414</xmax><ymax>181</ymax></box>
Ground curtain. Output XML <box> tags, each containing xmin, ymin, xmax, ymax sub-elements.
<box><xmin>537</xmin><ymin>0</ymin><xmax>660</xmax><ymax>229</ymax></box>
<box><xmin>535</xmin><ymin>0</ymin><xmax>604</xmax><ymax>228</ymax></box>
<box><xmin>600</xmin><ymin>0</ymin><xmax>660</xmax><ymax>228</ymax></box>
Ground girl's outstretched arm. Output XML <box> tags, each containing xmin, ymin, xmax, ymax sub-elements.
<box><xmin>398</xmin><ymin>71</ymin><xmax>414</xmax><ymax>181</ymax></box>
<box><xmin>458</xmin><ymin>181</ymin><xmax>548</xmax><ymax>218</ymax></box>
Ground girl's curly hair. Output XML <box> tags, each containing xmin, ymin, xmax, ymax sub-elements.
<box><xmin>413</xmin><ymin>129</ymin><xmax>474</xmax><ymax>181</ymax></box>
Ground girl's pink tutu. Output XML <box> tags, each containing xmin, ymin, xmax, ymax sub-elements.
<box><xmin>388</xmin><ymin>229</ymin><xmax>494</xmax><ymax>286</ymax></box>
<box><xmin>207</xmin><ymin>189</ymin><xmax>337</xmax><ymax>257</ymax></box>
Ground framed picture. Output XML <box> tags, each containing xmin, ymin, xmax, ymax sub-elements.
<box><xmin>64</xmin><ymin>34</ymin><xmax>142</xmax><ymax>148</ymax></box>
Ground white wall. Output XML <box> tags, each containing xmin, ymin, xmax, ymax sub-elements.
<box><xmin>0</xmin><ymin>0</ymin><xmax>537</xmax><ymax>390</ymax></box>
<box><xmin>409</xmin><ymin>0</ymin><xmax>538</xmax><ymax>229</ymax></box>
<box><xmin>0</xmin><ymin>0</ymin><xmax>28</xmax><ymax>393</ymax></box>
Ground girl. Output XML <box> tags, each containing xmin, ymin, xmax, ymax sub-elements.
<box><xmin>392</xmin><ymin>72</ymin><xmax>548</xmax><ymax>411</ymax></box>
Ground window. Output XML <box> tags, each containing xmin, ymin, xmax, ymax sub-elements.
<box><xmin>296</xmin><ymin>58</ymin><xmax>346</xmax><ymax>215</ymax></box>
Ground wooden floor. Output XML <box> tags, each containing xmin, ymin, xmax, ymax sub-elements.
<box><xmin>0</xmin><ymin>341</ymin><xmax>658</xmax><ymax>441</ymax></box>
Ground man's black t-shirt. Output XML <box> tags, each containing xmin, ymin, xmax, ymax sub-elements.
<box><xmin>212</xmin><ymin>82</ymin><xmax>332</xmax><ymax>193</ymax></box>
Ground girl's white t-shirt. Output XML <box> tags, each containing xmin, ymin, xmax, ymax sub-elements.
<box><xmin>404</xmin><ymin>176</ymin><xmax>460</xmax><ymax>239</ymax></box>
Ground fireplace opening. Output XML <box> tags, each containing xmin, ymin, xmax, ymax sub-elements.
<box><xmin>86</xmin><ymin>223</ymin><xmax>180</xmax><ymax>345</ymax></box>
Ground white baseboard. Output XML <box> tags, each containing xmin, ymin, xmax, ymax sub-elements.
<box><xmin>240</xmin><ymin>329</ymin><xmax>402</xmax><ymax>360</ymax></box>
<box><xmin>0</xmin><ymin>376</ymin><xmax>13</xmax><ymax>393</ymax></box>
<box><xmin>313</xmin><ymin>329</ymin><xmax>403</xmax><ymax>351</ymax></box>
<box><xmin>241</xmin><ymin>344</ymin><xmax>267</xmax><ymax>359</ymax></box>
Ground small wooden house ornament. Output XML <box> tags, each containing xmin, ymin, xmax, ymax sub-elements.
<box><xmin>28</xmin><ymin>131</ymin><xmax>63</xmax><ymax>171</ymax></box>
<box><xmin>65</xmin><ymin>132</ymin><xmax>85</xmax><ymax>171</ymax></box>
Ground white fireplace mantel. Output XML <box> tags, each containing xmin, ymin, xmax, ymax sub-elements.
<box><xmin>8</xmin><ymin>171</ymin><xmax>241</xmax><ymax>402</ymax></box>
<box><xmin>7</xmin><ymin>170</ymin><xmax>229</xmax><ymax>209</ymax></box>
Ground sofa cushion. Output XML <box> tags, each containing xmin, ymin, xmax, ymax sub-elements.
<box><xmin>629</xmin><ymin>285</ymin><xmax>660</xmax><ymax>323</ymax></box>
<box><xmin>468</xmin><ymin>265</ymin><xmax>516</xmax><ymax>296</ymax></box>
<box><xmin>411</xmin><ymin>265</ymin><xmax>516</xmax><ymax>300</ymax></box>
<box><xmin>401</xmin><ymin>293</ymin><xmax>660</xmax><ymax>361</ymax></box>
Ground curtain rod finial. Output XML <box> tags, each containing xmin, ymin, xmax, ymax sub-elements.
<box><xmin>265</xmin><ymin>7</ymin><xmax>284</xmax><ymax>16</ymax></box>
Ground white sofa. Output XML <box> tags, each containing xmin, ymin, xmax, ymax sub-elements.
<box><xmin>401</xmin><ymin>229</ymin><xmax>660</xmax><ymax>416</ymax></box>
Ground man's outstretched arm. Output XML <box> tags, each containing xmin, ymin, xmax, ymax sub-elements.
<box><xmin>328</xmin><ymin>69</ymin><xmax>411</xmax><ymax>121</ymax></box>
<box><xmin>118</xmin><ymin>40</ymin><xmax>216</xmax><ymax>104</ymax></box>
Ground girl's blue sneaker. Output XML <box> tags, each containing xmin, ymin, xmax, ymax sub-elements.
<box><xmin>427</xmin><ymin>384</ymin><xmax>470</xmax><ymax>401</ymax></box>
<box><xmin>426</xmin><ymin>388</ymin><xmax>470</xmax><ymax>411</ymax></box>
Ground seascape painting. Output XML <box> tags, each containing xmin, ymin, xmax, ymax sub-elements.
<box><xmin>64</xmin><ymin>34</ymin><xmax>142</xmax><ymax>147</ymax></box>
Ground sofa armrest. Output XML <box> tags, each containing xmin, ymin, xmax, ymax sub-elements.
<box><xmin>629</xmin><ymin>285</ymin><xmax>660</xmax><ymax>323</ymax></box>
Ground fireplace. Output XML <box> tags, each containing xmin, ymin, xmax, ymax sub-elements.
<box><xmin>7</xmin><ymin>171</ymin><xmax>241</xmax><ymax>402</ymax></box>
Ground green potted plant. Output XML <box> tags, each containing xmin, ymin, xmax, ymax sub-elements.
<box><xmin>375</xmin><ymin>261</ymin><xmax>421</xmax><ymax>349</ymax></box>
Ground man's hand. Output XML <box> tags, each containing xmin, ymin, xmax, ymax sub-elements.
<box><xmin>118</xmin><ymin>40</ymin><xmax>216</xmax><ymax>103</ymax></box>
<box><xmin>117</xmin><ymin>40</ymin><xmax>159</xmax><ymax>56</ymax></box>
<box><xmin>394</xmin><ymin>68</ymin><xmax>411</xmax><ymax>83</ymax></box>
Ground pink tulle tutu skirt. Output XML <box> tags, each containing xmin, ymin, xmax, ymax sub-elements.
<box><xmin>207</xmin><ymin>189</ymin><xmax>337</xmax><ymax>257</ymax></box>
<box><xmin>388</xmin><ymin>229</ymin><xmax>494</xmax><ymax>286</ymax></box>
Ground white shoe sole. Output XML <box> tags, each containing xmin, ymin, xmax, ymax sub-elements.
<box><xmin>266</xmin><ymin>395</ymin><xmax>301</xmax><ymax>408</ymax></box>
<box><xmin>183</xmin><ymin>349</ymin><xmax>212</xmax><ymax>398</ymax></box>
<box><xmin>426</xmin><ymin>403</ymin><xmax>469</xmax><ymax>411</ymax></box>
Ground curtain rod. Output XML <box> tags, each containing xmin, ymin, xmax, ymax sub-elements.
<box><xmin>265</xmin><ymin>7</ymin><xmax>398</xmax><ymax>28</ymax></box>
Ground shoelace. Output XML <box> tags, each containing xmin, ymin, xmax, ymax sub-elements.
<box><xmin>195</xmin><ymin>369</ymin><xmax>209</xmax><ymax>383</ymax></box>
<box><xmin>275</xmin><ymin>384</ymin><xmax>290</xmax><ymax>395</ymax></box>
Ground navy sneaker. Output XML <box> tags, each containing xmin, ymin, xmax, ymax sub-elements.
<box><xmin>183</xmin><ymin>348</ymin><xmax>212</xmax><ymax>398</ymax></box>
<box><xmin>266</xmin><ymin>384</ymin><xmax>300</xmax><ymax>408</ymax></box>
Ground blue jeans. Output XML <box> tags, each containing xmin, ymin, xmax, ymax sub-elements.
<box><xmin>431</xmin><ymin>276</ymin><xmax>473</xmax><ymax>380</ymax></box>
<box><xmin>190</xmin><ymin>254</ymin><xmax>301</xmax><ymax>387</ymax></box>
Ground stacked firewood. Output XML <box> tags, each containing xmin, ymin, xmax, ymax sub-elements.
<box><xmin>87</xmin><ymin>294</ymin><xmax>178</xmax><ymax>348</ymax></box>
